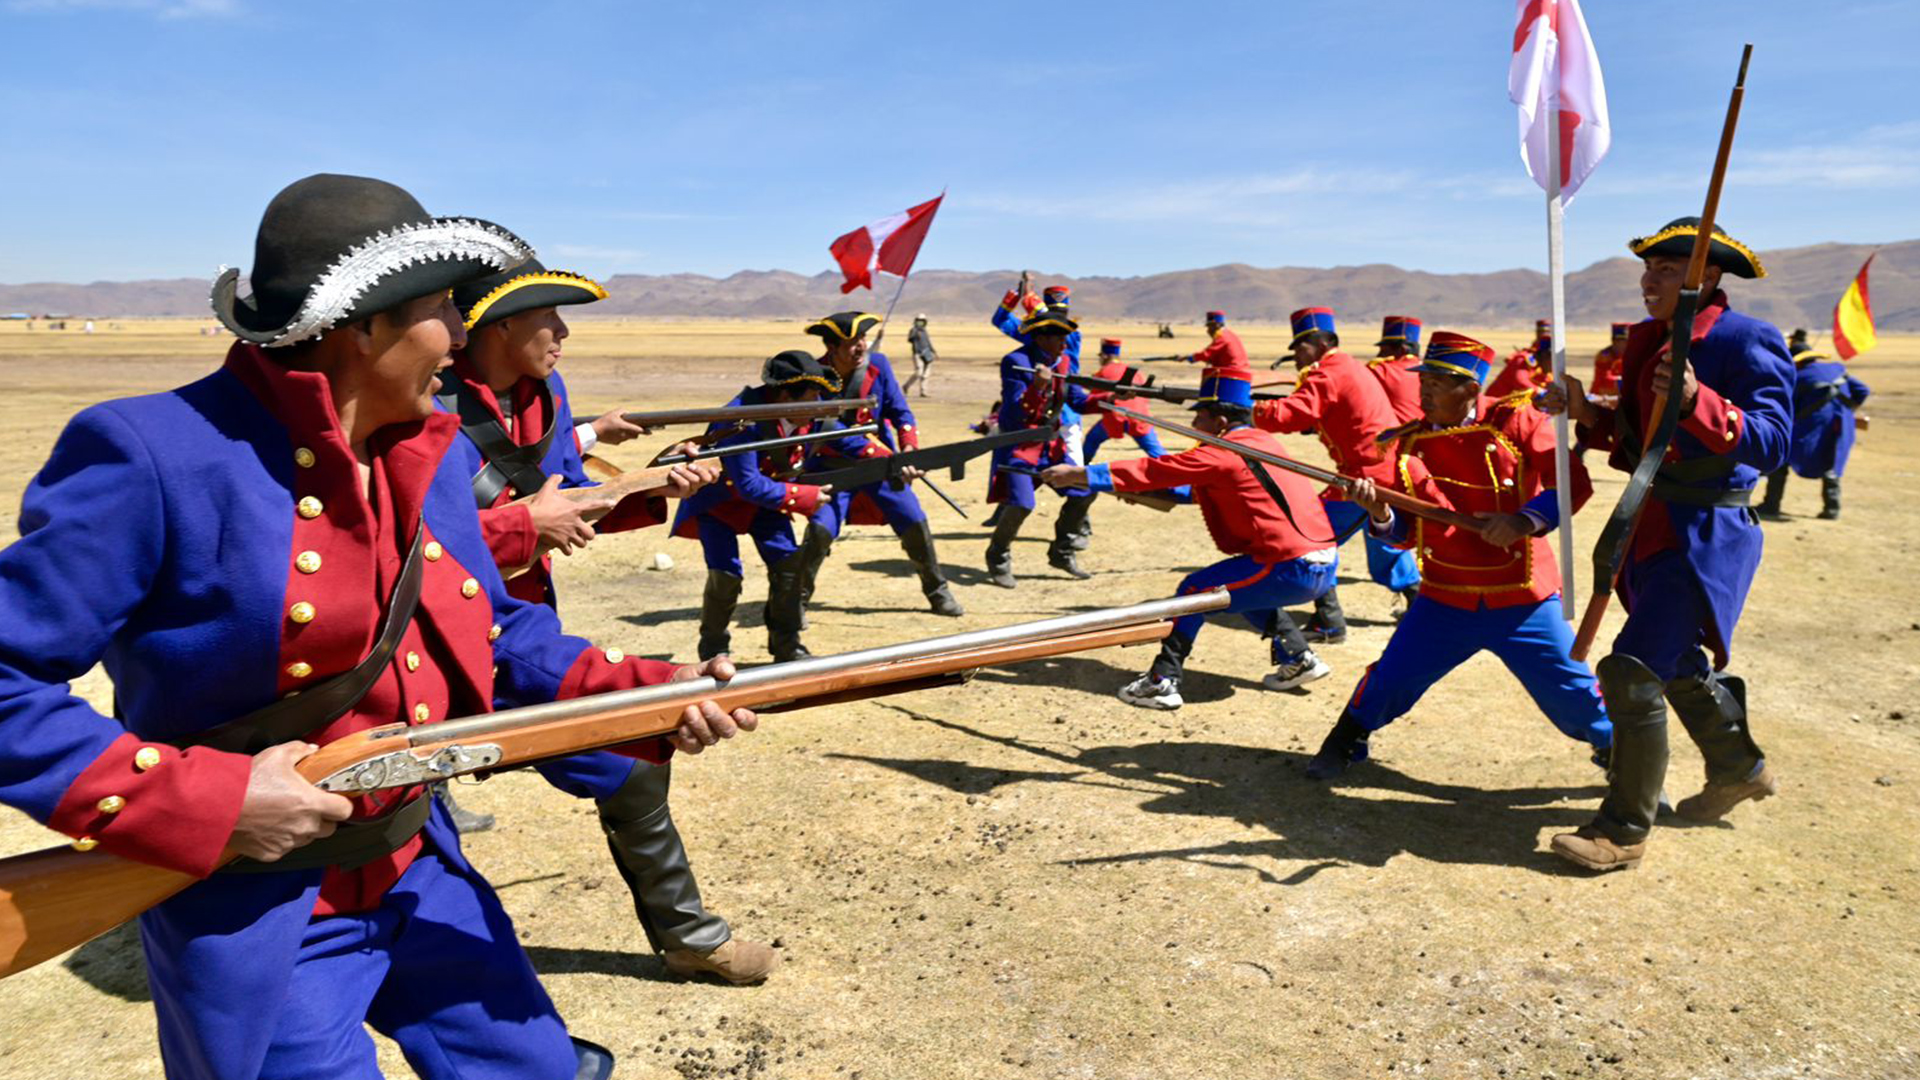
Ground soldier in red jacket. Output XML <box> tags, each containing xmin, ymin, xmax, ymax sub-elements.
<box><xmin>1255</xmin><ymin>307</ymin><xmax>1420</xmax><ymax>641</ymax></box>
<box><xmin>1301</xmin><ymin>332</ymin><xmax>1612</xmax><ymax>784</ymax></box>
<box><xmin>1590</xmin><ymin>321</ymin><xmax>1630</xmax><ymax>402</ymax></box>
<box><xmin>1179</xmin><ymin>310</ymin><xmax>1250</xmax><ymax>377</ymax></box>
<box><xmin>1366</xmin><ymin>315</ymin><xmax>1424</xmax><ymax>423</ymax></box>
<box><xmin>1487</xmin><ymin>318</ymin><xmax>1555</xmax><ymax>399</ymax></box>
<box><xmin>1042</xmin><ymin>373</ymin><xmax>1339</xmax><ymax>707</ymax></box>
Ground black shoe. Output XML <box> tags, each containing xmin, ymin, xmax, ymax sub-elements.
<box><xmin>571</xmin><ymin>1037</ymin><xmax>616</xmax><ymax>1080</ymax></box>
<box><xmin>1301</xmin><ymin>621</ymin><xmax>1346</xmax><ymax>646</ymax></box>
<box><xmin>1048</xmin><ymin>550</ymin><xmax>1093</xmax><ymax>579</ymax></box>
<box><xmin>1305</xmin><ymin>711</ymin><xmax>1370</xmax><ymax>780</ymax></box>
<box><xmin>433</xmin><ymin>783</ymin><xmax>495</xmax><ymax>834</ymax></box>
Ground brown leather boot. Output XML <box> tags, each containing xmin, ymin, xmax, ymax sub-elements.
<box><xmin>663</xmin><ymin>937</ymin><xmax>780</xmax><ymax>985</ymax></box>
<box><xmin>1551</xmin><ymin>825</ymin><xmax>1645</xmax><ymax>872</ymax></box>
<box><xmin>1674</xmin><ymin>762</ymin><xmax>1778</xmax><ymax>822</ymax></box>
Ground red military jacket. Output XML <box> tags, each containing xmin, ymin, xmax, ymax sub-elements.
<box><xmin>1365</xmin><ymin>355</ymin><xmax>1423</xmax><ymax>423</ymax></box>
<box><xmin>1590</xmin><ymin>344</ymin><xmax>1624</xmax><ymax>398</ymax></box>
<box><xmin>1486</xmin><ymin>346</ymin><xmax>1552</xmax><ymax>399</ymax></box>
<box><xmin>1085</xmin><ymin>359</ymin><xmax>1154</xmax><ymax>437</ymax></box>
<box><xmin>1252</xmin><ymin>350</ymin><xmax>1399</xmax><ymax>491</ymax></box>
<box><xmin>1105</xmin><ymin>426</ymin><xmax>1334</xmax><ymax>564</ymax></box>
<box><xmin>1192</xmin><ymin>327</ymin><xmax>1250</xmax><ymax>379</ymax></box>
<box><xmin>1379</xmin><ymin>393</ymin><xmax>1592</xmax><ymax>609</ymax></box>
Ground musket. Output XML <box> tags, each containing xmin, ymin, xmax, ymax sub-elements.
<box><xmin>1570</xmin><ymin>45</ymin><xmax>1753</xmax><ymax>662</ymax></box>
<box><xmin>997</xmin><ymin>462</ymin><xmax>1180</xmax><ymax>512</ymax></box>
<box><xmin>0</xmin><ymin>592</ymin><xmax>1228</xmax><ymax>979</ymax></box>
<box><xmin>620</xmin><ymin>398</ymin><xmax>877</xmax><ymax>433</ymax></box>
<box><xmin>1105</xmin><ymin>405</ymin><xmax>1481</xmax><ymax>531</ymax></box>
<box><xmin>794</xmin><ymin>426</ymin><xmax>1057</xmax><ymax>489</ymax></box>
<box><xmin>1068</xmin><ymin>374</ymin><xmax>1287</xmax><ymax>405</ymax></box>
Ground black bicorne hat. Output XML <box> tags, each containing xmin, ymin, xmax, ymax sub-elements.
<box><xmin>211</xmin><ymin>173</ymin><xmax>533</xmax><ymax>347</ymax></box>
<box><xmin>455</xmin><ymin>258</ymin><xmax>608</xmax><ymax>331</ymax></box>
<box><xmin>1627</xmin><ymin>216</ymin><xmax>1766</xmax><ymax>279</ymax></box>
<box><xmin>760</xmin><ymin>349</ymin><xmax>842</xmax><ymax>394</ymax></box>
<box><xmin>806</xmin><ymin>311</ymin><xmax>882</xmax><ymax>343</ymax></box>
<box><xmin>1020</xmin><ymin>306</ymin><xmax>1078</xmax><ymax>336</ymax></box>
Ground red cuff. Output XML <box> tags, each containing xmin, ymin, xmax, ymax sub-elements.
<box><xmin>784</xmin><ymin>483</ymin><xmax>825</xmax><ymax>516</ymax></box>
<box><xmin>1679</xmin><ymin>382</ymin><xmax>1743</xmax><ymax>453</ymax></box>
<box><xmin>859</xmin><ymin>441</ymin><xmax>891</xmax><ymax>459</ymax></box>
<box><xmin>557</xmin><ymin>646</ymin><xmax>680</xmax><ymax>765</ymax></box>
<box><xmin>47</xmin><ymin>733</ymin><xmax>253</xmax><ymax>877</ymax></box>
<box><xmin>478</xmin><ymin>503</ymin><xmax>539</xmax><ymax>573</ymax></box>
<box><xmin>999</xmin><ymin>289</ymin><xmax>1021</xmax><ymax>312</ymax></box>
<box><xmin>898</xmin><ymin>425</ymin><xmax>920</xmax><ymax>451</ymax></box>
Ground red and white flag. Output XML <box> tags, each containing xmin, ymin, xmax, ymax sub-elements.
<box><xmin>829</xmin><ymin>194</ymin><xmax>944</xmax><ymax>294</ymax></box>
<box><xmin>1509</xmin><ymin>0</ymin><xmax>1611</xmax><ymax>203</ymax></box>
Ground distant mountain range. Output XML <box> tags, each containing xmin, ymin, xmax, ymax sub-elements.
<box><xmin>5</xmin><ymin>239</ymin><xmax>1915</xmax><ymax>331</ymax></box>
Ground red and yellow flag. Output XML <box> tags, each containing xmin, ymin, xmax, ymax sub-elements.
<box><xmin>1832</xmin><ymin>253</ymin><xmax>1878</xmax><ymax>360</ymax></box>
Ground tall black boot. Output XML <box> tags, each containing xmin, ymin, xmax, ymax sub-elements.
<box><xmin>1819</xmin><ymin>472</ymin><xmax>1842</xmax><ymax>519</ymax></box>
<box><xmin>598</xmin><ymin>763</ymin><xmax>778</xmax><ymax>984</ymax></box>
<box><xmin>1757</xmin><ymin>467</ymin><xmax>1788</xmax><ymax>519</ymax></box>
<box><xmin>697</xmin><ymin>570</ymin><xmax>743</xmax><ymax>661</ymax></box>
<box><xmin>1047</xmin><ymin>494</ymin><xmax>1096</xmax><ymax>579</ymax></box>
<box><xmin>1591</xmin><ymin>653</ymin><xmax>1670</xmax><ymax>844</ymax></box>
<box><xmin>794</xmin><ymin>521</ymin><xmax>835</xmax><ymax>630</ymax></box>
<box><xmin>984</xmin><ymin>504</ymin><xmax>1031</xmax><ymax>588</ymax></box>
<box><xmin>765</xmin><ymin>550</ymin><xmax>811</xmax><ymax>662</ymax></box>
<box><xmin>1668</xmin><ymin>670</ymin><xmax>1776</xmax><ymax>821</ymax></box>
<box><xmin>433</xmin><ymin>781</ymin><xmax>494</xmax><ymax>834</ymax></box>
<box><xmin>1305</xmin><ymin>709</ymin><xmax>1371</xmax><ymax>780</ymax></box>
<box><xmin>898</xmin><ymin>518</ymin><xmax>964</xmax><ymax>616</ymax></box>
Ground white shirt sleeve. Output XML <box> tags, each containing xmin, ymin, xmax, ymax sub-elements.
<box><xmin>574</xmin><ymin>421</ymin><xmax>598</xmax><ymax>454</ymax></box>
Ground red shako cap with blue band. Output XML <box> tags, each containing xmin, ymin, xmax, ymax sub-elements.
<box><xmin>1290</xmin><ymin>306</ymin><xmax>1336</xmax><ymax>344</ymax></box>
<box><xmin>1042</xmin><ymin>285</ymin><xmax>1071</xmax><ymax>307</ymax></box>
<box><xmin>1206</xmin><ymin>310</ymin><xmax>1226</xmax><ymax>324</ymax></box>
<box><xmin>1193</xmin><ymin>372</ymin><xmax>1253</xmax><ymax>409</ymax></box>
<box><xmin>1376</xmin><ymin>315</ymin><xmax>1422</xmax><ymax>349</ymax></box>
<box><xmin>1611</xmin><ymin>321</ymin><xmax>1632</xmax><ymax>341</ymax></box>
<box><xmin>1409</xmin><ymin>331</ymin><xmax>1496</xmax><ymax>384</ymax></box>
<box><xmin>1099</xmin><ymin>337</ymin><xmax>1121</xmax><ymax>356</ymax></box>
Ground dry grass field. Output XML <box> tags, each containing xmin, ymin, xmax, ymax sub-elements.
<box><xmin>0</xmin><ymin>315</ymin><xmax>1915</xmax><ymax>1079</ymax></box>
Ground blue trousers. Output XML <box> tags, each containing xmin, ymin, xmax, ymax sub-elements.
<box><xmin>815</xmin><ymin>479</ymin><xmax>928</xmax><ymax>537</ymax></box>
<box><xmin>536</xmin><ymin>750</ymin><xmax>641</xmax><ymax>801</ymax></box>
<box><xmin>1345</xmin><ymin>593</ymin><xmax>1611</xmax><ymax>749</ymax></box>
<box><xmin>1323</xmin><ymin>499</ymin><xmax>1420</xmax><ymax>592</ymax></box>
<box><xmin>1083</xmin><ymin>425</ymin><xmax>1167</xmax><ymax>462</ymax></box>
<box><xmin>1612</xmin><ymin>549</ymin><xmax>1716</xmax><ymax>682</ymax></box>
<box><xmin>695</xmin><ymin>508</ymin><xmax>823</xmax><ymax>575</ymax></box>
<box><xmin>1166</xmin><ymin>553</ymin><xmax>1339</xmax><ymax>666</ymax></box>
<box><xmin>149</xmin><ymin>841</ymin><xmax>576</xmax><ymax>1080</ymax></box>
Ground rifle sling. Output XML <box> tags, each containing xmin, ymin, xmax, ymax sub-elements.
<box><xmin>178</xmin><ymin>527</ymin><xmax>429</xmax><ymax>757</ymax></box>
<box><xmin>223</xmin><ymin>790</ymin><xmax>434</xmax><ymax>874</ymax></box>
<box><xmin>437</xmin><ymin>379</ymin><xmax>559</xmax><ymax>508</ymax></box>
<box><xmin>1795</xmin><ymin>379</ymin><xmax>1850</xmax><ymax>421</ymax></box>
<box><xmin>1243</xmin><ymin>459</ymin><xmax>1338</xmax><ymax>546</ymax></box>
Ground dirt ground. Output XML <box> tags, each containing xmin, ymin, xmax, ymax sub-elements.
<box><xmin>0</xmin><ymin>316</ymin><xmax>1915</xmax><ymax>1080</ymax></box>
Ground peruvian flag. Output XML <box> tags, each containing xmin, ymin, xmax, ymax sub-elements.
<box><xmin>1509</xmin><ymin>0</ymin><xmax>1611</xmax><ymax>202</ymax></box>
<box><xmin>829</xmin><ymin>194</ymin><xmax>944</xmax><ymax>294</ymax></box>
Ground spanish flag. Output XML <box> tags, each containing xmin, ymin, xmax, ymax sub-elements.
<box><xmin>1832</xmin><ymin>253</ymin><xmax>1878</xmax><ymax>360</ymax></box>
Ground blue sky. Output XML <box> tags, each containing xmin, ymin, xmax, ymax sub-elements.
<box><xmin>1</xmin><ymin>0</ymin><xmax>1915</xmax><ymax>283</ymax></box>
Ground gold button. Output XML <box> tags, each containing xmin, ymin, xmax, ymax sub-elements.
<box><xmin>293</xmin><ymin>447</ymin><xmax>316</xmax><ymax>468</ymax></box>
<box><xmin>490</xmin><ymin>665</ymin><xmax>498</xmax><ymax>678</ymax></box>
<box><xmin>424</xmin><ymin>541</ymin><xmax>444</xmax><ymax>561</ymax></box>
<box><xmin>461</xmin><ymin>578</ymin><xmax>480</xmax><ymax>599</ymax></box>
<box><xmin>71</xmin><ymin>837</ymin><xmax>98</xmax><ymax>852</ymax></box>
<box><xmin>296</xmin><ymin>496</ymin><xmax>323</xmax><ymax>519</ymax></box>
<box><xmin>405</xmin><ymin>651</ymin><xmax>420</xmax><ymax>672</ymax></box>
<box><xmin>286</xmin><ymin>661</ymin><xmax>313</xmax><ymax>679</ymax></box>
<box><xmin>133</xmin><ymin>746</ymin><xmax>162</xmax><ymax>771</ymax></box>
<box><xmin>603</xmin><ymin>647</ymin><xmax>625</xmax><ymax>663</ymax></box>
<box><xmin>1723</xmin><ymin>429</ymin><xmax>1735</xmax><ymax>442</ymax></box>
<box><xmin>288</xmin><ymin>601</ymin><xmax>316</xmax><ymax>624</ymax></box>
<box><xmin>295</xmin><ymin>550</ymin><xmax>322</xmax><ymax>574</ymax></box>
<box><xmin>96</xmin><ymin>795</ymin><xmax>125</xmax><ymax>814</ymax></box>
<box><xmin>413</xmin><ymin>702</ymin><xmax>431</xmax><ymax>723</ymax></box>
<box><xmin>488</xmin><ymin>624</ymin><xmax>502</xmax><ymax>642</ymax></box>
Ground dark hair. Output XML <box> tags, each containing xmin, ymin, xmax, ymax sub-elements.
<box><xmin>1201</xmin><ymin>402</ymin><xmax>1252</xmax><ymax>425</ymax></box>
<box><xmin>1300</xmin><ymin>329</ymin><xmax>1338</xmax><ymax>350</ymax></box>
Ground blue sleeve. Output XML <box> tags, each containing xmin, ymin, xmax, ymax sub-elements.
<box><xmin>1724</xmin><ymin>323</ymin><xmax>1796</xmax><ymax>474</ymax></box>
<box><xmin>869</xmin><ymin>354</ymin><xmax>916</xmax><ymax>431</ymax></box>
<box><xmin>0</xmin><ymin>406</ymin><xmax>167</xmax><ymax>820</ymax></box>
<box><xmin>546</xmin><ymin>371</ymin><xmax>595</xmax><ymax>489</ymax></box>
<box><xmin>1086</xmin><ymin>462</ymin><xmax>1114</xmax><ymax>492</ymax></box>
<box><xmin>1846</xmin><ymin>375</ymin><xmax>1872</xmax><ymax>408</ymax></box>
<box><xmin>717</xmin><ymin>426</ymin><xmax>792</xmax><ymax>509</ymax></box>
<box><xmin>1523</xmin><ymin>488</ymin><xmax>1561</xmax><ymax>530</ymax></box>
<box><xmin>990</xmin><ymin>304</ymin><xmax>1027</xmax><ymax>343</ymax></box>
<box><xmin>999</xmin><ymin>357</ymin><xmax>1033</xmax><ymax>431</ymax></box>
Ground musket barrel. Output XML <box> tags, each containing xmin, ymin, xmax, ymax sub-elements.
<box><xmin>623</xmin><ymin>398</ymin><xmax>878</xmax><ymax>428</ymax></box>
<box><xmin>652</xmin><ymin>423</ymin><xmax>879</xmax><ymax>465</ymax></box>
<box><xmin>415</xmin><ymin>591</ymin><xmax>1229</xmax><ymax>746</ymax></box>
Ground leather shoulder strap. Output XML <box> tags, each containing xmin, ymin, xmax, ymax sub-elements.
<box><xmin>437</xmin><ymin>379</ymin><xmax>558</xmax><ymax>507</ymax></box>
<box><xmin>177</xmin><ymin>526</ymin><xmax>432</xmax><ymax>755</ymax></box>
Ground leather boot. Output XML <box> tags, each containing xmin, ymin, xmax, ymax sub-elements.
<box><xmin>898</xmin><ymin>518</ymin><xmax>964</xmax><ymax>616</ymax></box>
<box><xmin>764</xmin><ymin>550</ymin><xmax>811</xmax><ymax>662</ymax></box>
<box><xmin>1555</xmin><ymin>653</ymin><xmax>1666</xmax><ymax>870</ymax></box>
<box><xmin>984</xmin><ymin>504</ymin><xmax>1030</xmax><ymax>588</ymax></box>
<box><xmin>697</xmin><ymin>570</ymin><xmax>743</xmax><ymax>661</ymax></box>
<box><xmin>1819</xmin><ymin>472</ymin><xmax>1841</xmax><ymax>519</ymax></box>
<box><xmin>597</xmin><ymin>763</ymin><xmax>778</xmax><ymax>985</ymax></box>
<box><xmin>1047</xmin><ymin>495</ymin><xmax>1096</xmax><ymax>579</ymax></box>
<box><xmin>1757</xmin><ymin>467</ymin><xmax>1788</xmax><ymax>520</ymax></box>
<box><xmin>432</xmin><ymin>781</ymin><xmax>494</xmax><ymax>834</ymax></box>
<box><xmin>1069</xmin><ymin>504</ymin><xmax>1094</xmax><ymax>551</ymax></box>
<box><xmin>794</xmin><ymin>522</ymin><xmax>835</xmax><ymax>630</ymax></box>
<box><xmin>572</xmin><ymin>1037</ymin><xmax>616</xmax><ymax>1080</ymax></box>
<box><xmin>1667</xmin><ymin>670</ymin><xmax>1775</xmax><ymax>821</ymax></box>
<box><xmin>1305</xmin><ymin>709</ymin><xmax>1370</xmax><ymax>780</ymax></box>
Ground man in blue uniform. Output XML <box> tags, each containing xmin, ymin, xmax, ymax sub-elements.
<box><xmin>797</xmin><ymin>311</ymin><xmax>964</xmax><ymax>617</ymax></box>
<box><xmin>0</xmin><ymin>174</ymin><xmax>755</xmax><ymax>1079</ymax></box>
<box><xmin>1544</xmin><ymin>217</ymin><xmax>1795</xmax><ymax>872</ymax></box>
<box><xmin>443</xmin><ymin>261</ymin><xmax>778</xmax><ymax>984</ymax></box>
<box><xmin>993</xmin><ymin>281</ymin><xmax>1085</xmax><ymax>466</ymax></box>
<box><xmin>985</xmin><ymin>307</ymin><xmax>1093</xmax><ymax>586</ymax></box>
<box><xmin>673</xmin><ymin>350</ymin><xmax>879</xmax><ymax>662</ymax></box>
<box><xmin>1756</xmin><ymin>342</ymin><xmax>1871</xmax><ymax>520</ymax></box>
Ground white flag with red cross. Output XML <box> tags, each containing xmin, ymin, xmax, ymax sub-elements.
<box><xmin>1510</xmin><ymin>0</ymin><xmax>1611</xmax><ymax>203</ymax></box>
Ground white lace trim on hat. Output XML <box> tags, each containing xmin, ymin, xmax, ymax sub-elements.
<box><xmin>264</xmin><ymin>218</ymin><xmax>532</xmax><ymax>347</ymax></box>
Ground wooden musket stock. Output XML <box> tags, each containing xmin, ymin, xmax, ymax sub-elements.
<box><xmin>0</xmin><ymin>592</ymin><xmax>1226</xmax><ymax>979</ymax></box>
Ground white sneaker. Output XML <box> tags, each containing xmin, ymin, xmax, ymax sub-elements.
<box><xmin>1118</xmin><ymin>674</ymin><xmax>1183</xmax><ymax>710</ymax></box>
<box><xmin>1263</xmin><ymin>650</ymin><xmax>1331</xmax><ymax>691</ymax></box>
